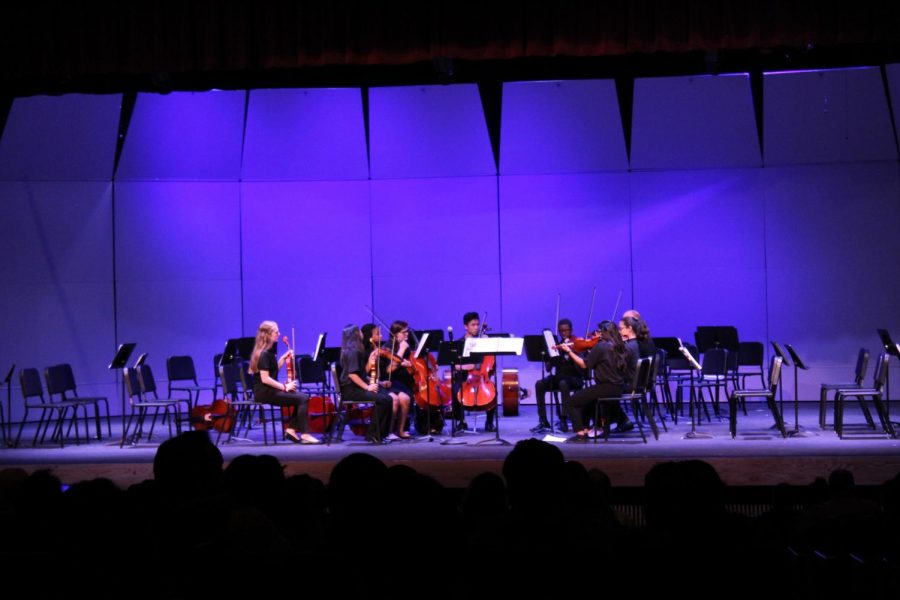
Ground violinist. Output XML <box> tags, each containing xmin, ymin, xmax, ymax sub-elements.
<box><xmin>339</xmin><ymin>324</ymin><xmax>393</xmax><ymax>444</ymax></box>
<box><xmin>619</xmin><ymin>315</ymin><xmax>656</xmax><ymax>359</ymax></box>
<box><xmin>248</xmin><ymin>320</ymin><xmax>320</xmax><ymax>444</ymax></box>
<box><xmin>452</xmin><ymin>312</ymin><xmax>497</xmax><ymax>432</ymax></box>
<box><xmin>362</xmin><ymin>323</ymin><xmax>412</xmax><ymax>440</ymax></box>
<box><xmin>387</xmin><ymin>321</ymin><xmax>420</xmax><ymax>436</ymax></box>
<box><xmin>559</xmin><ymin>320</ymin><xmax>635</xmax><ymax>442</ymax></box>
<box><xmin>532</xmin><ymin>318</ymin><xmax>584</xmax><ymax>433</ymax></box>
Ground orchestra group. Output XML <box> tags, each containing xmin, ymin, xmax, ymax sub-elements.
<box><xmin>246</xmin><ymin>310</ymin><xmax>655</xmax><ymax>444</ymax></box>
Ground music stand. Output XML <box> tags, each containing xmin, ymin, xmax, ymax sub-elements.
<box><xmin>2</xmin><ymin>364</ymin><xmax>14</xmax><ymax>446</ymax></box>
<box><xmin>770</xmin><ymin>342</ymin><xmax>791</xmax><ymax>422</ymax></box>
<box><xmin>523</xmin><ymin>331</ymin><xmax>561</xmax><ymax>434</ymax></box>
<box><xmin>876</xmin><ymin>330</ymin><xmax>899</xmax><ymax>427</ymax></box>
<box><xmin>409</xmin><ymin>330</ymin><xmax>444</xmax><ymax>443</ymax></box>
<box><xmin>436</xmin><ymin>337</ymin><xmax>466</xmax><ymax>445</ymax></box>
<box><xmin>109</xmin><ymin>343</ymin><xmax>136</xmax><ymax>444</ymax></box>
<box><xmin>784</xmin><ymin>344</ymin><xmax>809</xmax><ymax>437</ymax></box>
<box><xmin>677</xmin><ymin>338</ymin><xmax>712</xmax><ymax>440</ymax></box>
<box><xmin>464</xmin><ymin>337</ymin><xmax>524</xmax><ymax>446</ymax></box>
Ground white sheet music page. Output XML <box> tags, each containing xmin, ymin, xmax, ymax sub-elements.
<box><xmin>677</xmin><ymin>337</ymin><xmax>702</xmax><ymax>370</ymax></box>
<box><xmin>413</xmin><ymin>332</ymin><xmax>429</xmax><ymax>359</ymax></box>
<box><xmin>543</xmin><ymin>329</ymin><xmax>560</xmax><ymax>358</ymax></box>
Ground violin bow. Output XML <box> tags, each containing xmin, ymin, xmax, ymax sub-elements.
<box><xmin>611</xmin><ymin>289</ymin><xmax>622</xmax><ymax>323</ymax></box>
<box><xmin>584</xmin><ymin>286</ymin><xmax>597</xmax><ymax>338</ymax></box>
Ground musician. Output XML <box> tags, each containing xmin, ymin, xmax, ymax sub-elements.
<box><xmin>560</xmin><ymin>320</ymin><xmax>635</xmax><ymax>442</ymax></box>
<box><xmin>248</xmin><ymin>320</ymin><xmax>320</xmax><ymax>444</ymax></box>
<box><xmin>451</xmin><ymin>312</ymin><xmax>497</xmax><ymax>432</ymax></box>
<box><xmin>387</xmin><ymin>321</ymin><xmax>419</xmax><ymax>436</ymax></box>
<box><xmin>339</xmin><ymin>324</ymin><xmax>393</xmax><ymax>444</ymax></box>
<box><xmin>619</xmin><ymin>316</ymin><xmax>656</xmax><ymax>359</ymax></box>
<box><xmin>362</xmin><ymin>323</ymin><xmax>412</xmax><ymax>440</ymax></box>
<box><xmin>532</xmin><ymin>318</ymin><xmax>584</xmax><ymax>432</ymax></box>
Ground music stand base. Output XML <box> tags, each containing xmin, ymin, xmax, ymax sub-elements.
<box><xmin>682</xmin><ymin>430</ymin><xmax>714</xmax><ymax>439</ymax></box>
<box><xmin>474</xmin><ymin>437</ymin><xmax>511</xmax><ymax>446</ymax></box>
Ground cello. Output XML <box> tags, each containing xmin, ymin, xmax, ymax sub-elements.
<box><xmin>458</xmin><ymin>316</ymin><xmax>497</xmax><ymax>411</ymax></box>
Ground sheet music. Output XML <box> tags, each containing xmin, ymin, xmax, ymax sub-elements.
<box><xmin>542</xmin><ymin>329</ymin><xmax>560</xmax><ymax>358</ymax></box>
<box><xmin>414</xmin><ymin>332</ymin><xmax>429</xmax><ymax>359</ymax></box>
<box><xmin>463</xmin><ymin>337</ymin><xmax>524</xmax><ymax>357</ymax></box>
<box><xmin>677</xmin><ymin>338</ymin><xmax>702</xmax><ymax>370</ymax></box>
<box><xmin>312</xmin><ymin>333</ymin><xmax>325</xmax><ymax>362</ymax></box>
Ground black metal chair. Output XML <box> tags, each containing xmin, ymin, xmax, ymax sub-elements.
<box><xmin>834</xmin><ymin>353</ymin><xmax>894</xmax><ymax>439</ymax></box>
<box><xmin>120</xmin><ymin>366</ymin><xmax>181</xmax><ymax>447</ymax></box>
<box><xmin>331</xmin><ymin>364</ymin><xmax>382</xmax><ymax>443</ymax></box>
<box><xmin>819</xmin><ymin>348</ymin><xmax>870</xmax><ymax>430</ymax></box>
<box><xmin>215</xmin><ymin>359</ymin><xmax>272</xmax><ymax>445</ymax></box>
<box><xmin>676</xmin><ymin>346</ymin><xmax>727</xmax><ymax>422</ymax></box>
<box><xmin>16</xmin><ymin>367</ymin><xmax>74</xmax><ymax>447</ymax></box>
<box><xmin>735</xmin><ymin>341</ymin><xmax>766</xmax><ymax>391</ymax></box>
<box><xmin>727</xmin><ymin>356</ymin><xmax>786</xmax><ymax>439</ymax></box>
<box><xmin>593</xmin><ymin>357</ymin><xmax>652</xmax><ymax>443</ymax></box>
<box><xmin>166</xmin><ymin>355</ymin><xmax>215</xmax><ymax>412</ymax></box>
<box><xmin>44</xmin><ymin>363</ymin><xmax>112</xmax><ymax>441</ymax></box>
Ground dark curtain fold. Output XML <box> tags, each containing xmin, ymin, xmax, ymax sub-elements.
<box><xmin>3</xmin><ymin>0</ymin><xmax>900</xmax><ymax>91</ymax></box>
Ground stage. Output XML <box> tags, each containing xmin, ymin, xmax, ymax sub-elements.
<box><xmin>2</xmin><ymin>403</ymin><xmax>899</xmax><ymax>489</ymax></box>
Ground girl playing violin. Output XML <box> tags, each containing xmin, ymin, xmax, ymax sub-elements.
<box><xmin>248</xmin><ymin>320</ymin><xmax>320</xmax><ymax>444</ymax></box>
<box><xmin>362</xmin><ymin>323</ymin><xmax>412</xmax><ymax>439</ymax></box>
<box><xmin>339</xmin><ymin>324</ymin><xmax>393</xmax><ymax>444</ymax></box>
<box><xmin>559</xmin><ymin>320</ymin><xmax>636</xmax><ymax>442</ymax></box>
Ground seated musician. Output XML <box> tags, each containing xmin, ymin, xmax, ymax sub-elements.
<box><xmin>532</xmin><ymin>318</ymin><xmax>584</xmax><ymax>432</ymax></box>
<box><xmin>560</xmin><ymin>320</ymin><xmax>636</xmax><ymax>442</ymax></box>
<box><xmin>619</xmin><ymin>315</ymin><xmax>656</xmax><ymax>359</ymax></box>
<box><xmin>248</xmin><ymin>320</ymin><xmax>320</xmax><ymax>444</ymax></box>
<box><xmin>339</xmin><ymin>325</ymin><xmax>394</xmax><ymax>444</ymax></box>
<box><xmin>451</xmin><ymin>312</ymin><xmax>497</xmax><ymax>432</ymax></box>
<box><xmin>362</xmin><ymin>322</ymin><xmax>412</xmax><ymax>440</ymax></box>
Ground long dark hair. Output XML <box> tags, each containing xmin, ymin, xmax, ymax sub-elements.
<box><xmin>341</xmin><ymin>325</ymin><xmax>363</xmax><ymax>355</ymax></box>
<box><xmin>598</xmin><ymin>320</ymin><xmax>629</xmax><ymax>373</ymax></box>
<box><xmin>622</xmin><ymin>316</ymin><xmax>651</xmax><ymax>341</ymax></box>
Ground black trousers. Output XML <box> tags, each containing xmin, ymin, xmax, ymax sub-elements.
<box><xmin>341</xmin><ymin>385</ymin><xmax>393</xmax><ymax>441</ymax></box>
<box><xmin>565</xmin><ymin>382</ymin><xmax>624</xmax><ymax>432</ymax></box>
<box><xmin>260</xmin><ymin>391</ymin><xmax>310</xmax><ymax>433</ymax></box>
<box><xmin>534</xmin><ymin>374</ymin><xmax>583</xmax><ymax>424</ymax></box>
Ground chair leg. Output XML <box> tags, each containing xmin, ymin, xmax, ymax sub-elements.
<box><xmin>767</xmin><ymin>396</ymin><xmax>787</xmax><ymax>438</ymax></box>
<box><xmin>835</xmin><ymin>393</ymin><xmax>844</xmax><ymax>439</ymax></box>
<box><xmin>729</xmin><ymin>395</ymin><xmax>736</xmax><ymax>438</ymax></box>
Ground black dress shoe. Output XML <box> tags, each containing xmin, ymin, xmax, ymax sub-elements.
<box><xmin>615</xmin><ymin>420</ymin><xmax>635</xmax><ymax>432</ymax></box>
<box><xmin>485</xmin><ymin>421</ymin><xmax>495</xmax><ymax>432</ymax></box>
<box><xmin>530</xmin><ymin>422</ymin><xmax>551</xmax><ymax>433</ymax></box>
<box><xmin>284</xmin><ymin>431</ymin><xmax>302</xmax><ymax>443</ymax></box>
<box><xmin>565</xmin><ymin>434</ymin><xmax>589</xmax><ymax>443</ymax></box>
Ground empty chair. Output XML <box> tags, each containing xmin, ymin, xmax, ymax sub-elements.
<box><xmin>120</xmin><ymin>366</ymin><xmax>181</xmax><ymax>447</ymax></box>
<box><xmin>727</xmin><ymin>356</ymin><xmax>787</xmax><ymax>439</ymax></box>
<box><xmin>834</xmin><ymin>353</ymin><xmax>894</xmax><ymax>439</ymax></box>
<box><xmin>166</xmin><ymin>355</ymin><xmax>215</xmax><ymax>411</ymax></box>
<box><xmin>16</xmin><ymin>367</ymin><xmax>74</xmax><ymax>447</ymax></box>
<box><xmin>44</xmin><ymin>363</ymin><xmax>111</xmax><ymax>441</ymax></box>
<box><xmin>735</xmin><ymin>341</ymin><xmax>766</xmax><ymax>390</ymax></box>
<box><xmin>818</xmin><ymin>348</ymin><xmax>870</xmax><ymax>430</ymax></box>
<box><xmin>676</xmin><ymin>346</ymin><xmax>727</xmax><ymax>422</ymax></box>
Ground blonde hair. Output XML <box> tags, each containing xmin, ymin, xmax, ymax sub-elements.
<box><xmin>249</xmin><ymin>320</ymin><xmax>278</xmax><ymax>373</ymax></box>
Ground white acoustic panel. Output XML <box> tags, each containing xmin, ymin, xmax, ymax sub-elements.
<box><xmin>369</xmin><ymin>84</ymin><xmax>495</xmax><ymax>179</ymax></box>
<box><xmin>499</xmin><ymin>173</ymin><xmax>631</xmax><ymax>276</ymax></box>
<box><xmin>764</xmin><ymin>67</ymin><xmax>896</xmax><ymax>165</ymax></box>
<box><xmin>500</xmin><ymin>79</ymin><xmax>627</xmax><ymax>174</ymax></box>
<box><xmin>370</xmin><ymin>177</ymin><xmax>499</xmax><ymax>277</ymax></box>
<box><xmin>241</xmin><ymin>181</ymin><xmax>372</xmax><ymax>280</ymax></box>
<box><xmin>114</xmin><ymin>182</ymin><xmax>241</xmax><ymax>282</ymax></box>
<box><xmin>243</xmin><ymin>88</ymin><xmax>369</xmax><ymax>181</ymax></box>
<box><xmin>630</xmin><ymin>169</ymin><xmax>766</xmax><ymax>271</ymax></box>
<box><xmin>117</xmin><ymin>91</ymin><xmax>245</xmax><ymax>180</ymax></box>
<box><xmin>0</xmin><ymin>182</ymin><xmax>113</xmax><ymax>284</ymax></box>
<box><xmin>0</xmin><ymin>94</ymin><xmax>121</xmax><ymax>181</ymax></box>
<box><xmin>632</xmin><ymin>74</ymin><xmax>760</xmax><ymax>170</ymax></box>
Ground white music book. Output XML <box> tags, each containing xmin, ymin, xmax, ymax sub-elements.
<box><xmin>542</xmin><ymin>329</ymin><xmax>560</xmax><ymax>358</ymax></box>
<box><xmin>413</xmin><ymin>332</ymin><xmax>429</xmax><ymax>359</ymax></box>
<box><xmin>677</xmin><ymin>337</ymin><xmax>702</xmax><ymax>370</ymax></box>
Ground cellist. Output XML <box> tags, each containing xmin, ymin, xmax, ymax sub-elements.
<box><xmin>451</xmin><ymin>312</ymin><xmax>497</xmax><ymax>432</ymax></box>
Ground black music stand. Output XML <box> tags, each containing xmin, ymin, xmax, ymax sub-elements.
<box><xmin>876</xmin><ymin>329</ymin><xmax>899</xmax><ymax>427</ymax></box>
<box><xmin>465</xmin><ymin>337</ymin><xmax>523</xmax><ymax>446</ymax></box>
<box><xmin>523</xmin><ymin>332</ymin><xmax>561</xmax><ymax>434</ymax></box>
<box><xmin>676</xmin><ymin>339</ymin><xmax>712</xmax><ymax>439</ymax></box>
<box><xmin>109</xmin><ymin>343</ymin><xmax>136</xmax><ymax>444</ymax></box>
<box><xmin>2</xmin><ymin>364</ymin><xmax>13</xmax><ymax>447</ymax></box>
<box><xmin>771</xmin><ymin>342</ymin><xmax>791</xmax><ymax>421</ymax></box>
<box><xmin>784</xmin><ymin>344</ymin><xmax>809</xmax><ymax>437</ymax></box>
<box><xmin>436</xmin><ymin>337</ymin><xmax>466</xmax><ymax>445</ymax></box>
<box><xmin>409</xmin><ymin>329</ymin><xmax>444</xmax><ymax>443</ymax></box>
<box><xmin>655</xmin><ymin>337</ymin><xmax>691</xmax><ymax>425</ymax></box>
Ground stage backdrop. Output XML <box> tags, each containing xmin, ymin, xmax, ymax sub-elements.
<box><xmin>2</xmin><ymin>67</ymin><xmax>899</xmax><ymax>421</ymax></box>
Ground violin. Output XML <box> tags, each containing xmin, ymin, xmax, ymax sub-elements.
<box><xmin>565</xmin><ymin>335</ymin><xmax>601</xmax><ymax>353</ymax></box>
<box><xmin>281</xmin><ymin>334</ymin><xmax>296</xmax><ymax>430</ymax></box>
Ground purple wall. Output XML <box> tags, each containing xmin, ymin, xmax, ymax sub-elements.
<box><xmin>2</xmin><ymin>72</ymin><xmax>900</xmax><ymax>416</ymax></box>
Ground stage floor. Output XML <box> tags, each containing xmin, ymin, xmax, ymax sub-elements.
<box><xmin>2</xmin><ymin>403</ymin><xmax>898</xmax><ymax>488</ymax></box>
